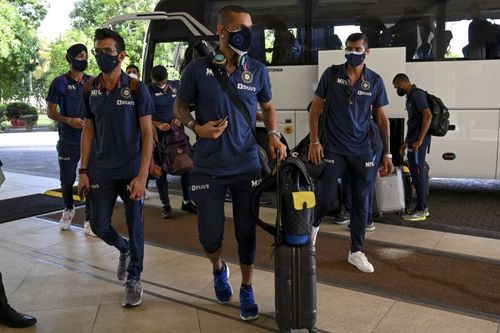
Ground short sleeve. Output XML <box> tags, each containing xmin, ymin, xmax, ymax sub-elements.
<box><xmin>412</xmin><ymin>90</ymin><xmax>430</xmax><ymax>112</ymax></box>
<box><xmin>137</xmin><ymin>83</ymin><xmax>154</xmax><ymax>118</ymax></box>
<box><xmin>257</xmin><ymin>67</ymin><xmax>272</xmax><ymax>103</ymax></box>
<box><xmin>314</xmin><ymin>68</ymin><xmax>331</xmax><ymax>99</ymax></box>
<box><xmin>46</xmin><ymin>77</ymin><xmax>60</xmax><ymax>105</ymax></box>
<box><xmin>372</xmin><ymin>77</ymin><xmax>389</xmax><ymax>108</ymax></box>
<box><xmin>177</xmin><ymin>62</ymin><xmax>197</xmax><ymax>103</ymax></box>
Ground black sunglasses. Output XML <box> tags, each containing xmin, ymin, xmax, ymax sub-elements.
<box><xmin>346</xmin><ymin>86</ymin><xmax>354</xmax><ymax>105</ymax></box>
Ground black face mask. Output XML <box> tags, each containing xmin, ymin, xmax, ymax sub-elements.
<box><xmin>95</xmin><ymin>53</ymin><xmax>120</xmax><ymax>74</ymax></box>
<box><xmin>397</xmin><ymin>88</ymin><xmax>406</xmax><ymax>97</ymax></box>
<box><xmin>72</xmin><ymin>59</ymin><xmax>88</xmax><ymax>72</ymax></box>
<box><xmin>225</xmin><ymin>26</ymin><xmax>252</xmax><ymax>55</ymax></box>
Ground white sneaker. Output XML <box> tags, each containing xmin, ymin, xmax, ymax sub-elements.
<box><xmin>59</xmin><ymin>207</ymin><xmax>75</xmax><ymax>230</ymax></box>
<box><xmin>310</xmin><ymin>226</ymin><xmax>320</xmax><ymax>246</ymax></box>
<box><xmin>144</xmin><ymin>189</ymin><xmax>151</xmax><ymax>200</ymax></box>
<box><xmin>83</xmin><ymin>220</ymin><xmax>97</xmax><ymax>237</ymax></box>
<box><xmin>348</xmin><ymin>251</ymin><xmax>374</xmax><ymax>273</ymax></box>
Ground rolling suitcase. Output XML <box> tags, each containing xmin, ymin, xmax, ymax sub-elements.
<box><xmin>374</xmin><ymin>167</ymin><xmax>405</xmax><ymax>214</ymax></box>
<box><xmin>252</xmin><ymin>156</ymin><xmax>318</xmax><ymax>333</ymax></box>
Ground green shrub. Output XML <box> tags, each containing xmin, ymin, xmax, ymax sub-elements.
<box><xmin>6</xmin><ymin>102</ymin><xmax>39</xmax><ymax>126</ymax></box>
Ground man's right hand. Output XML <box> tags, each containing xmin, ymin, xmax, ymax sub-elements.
<box><xmin>399</xmin><ymin>142</ymin><xmax>408</xmax><ymax>157</ymax></box>
<box><xmin>308</xmin><ymin>143</ymin><xmax>324</xmax><ymax>165</ymax></box>
<box><xmin>195</xmin><ymin>119</ymin><xmax>228</xmax><ymax>139</ymax></box>
<box><xmin>78</xmin><ymin>174</ymin><xmax>90</xmax><ymax>196</ymax></box>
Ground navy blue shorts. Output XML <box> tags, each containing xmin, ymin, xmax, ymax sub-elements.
<box><xmin>189</xmin><ymin>170</ymin><xmax>261</xmax><ymax>265</ymax></box>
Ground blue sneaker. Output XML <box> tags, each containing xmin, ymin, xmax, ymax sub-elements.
<box><xmin>239</xmin><ymin>285</ymin><xmax>259</xmax><ymax>321</ymax></box>
<box><xmin>213</xmin><ymin>262</ymin><xmax>233</xmax><ymax>304</ymax></box>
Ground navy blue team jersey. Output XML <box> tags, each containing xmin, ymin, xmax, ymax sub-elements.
<box><xmin>177</xmin><ymin>56</ymin><xmax>272</xmax><ymax>176</ymax></box>
<box><xmin>148</xmin><ymin>80</ymin><xmax>179</xmax><ymax>123</ymax></box>
<box><xmin>405</xmin><ymin>85</ymin><xmax>430</xmax><ymax>144</ymax></box>
<box><xmin>46</xmin><ymin>73</ymin><xmax>92</xmax><ymax>146</ymax></box>
<box><xmin>83</xmin><ymin>72</ymin><xmax>154</xmax><ymax>180</ymax></box>
<box><xmin>315</xmin><ymin>63</ymin><xmax>389</xmax><ymax>156</ymax></box>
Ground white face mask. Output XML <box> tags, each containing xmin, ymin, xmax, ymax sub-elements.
<box><xmin>128</xmin><ymin>73</ymin><xmax>139</xmax><ymax>79</ymax></box>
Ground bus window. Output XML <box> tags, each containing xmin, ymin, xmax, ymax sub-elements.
<box><xmin>446</xmin><ymin>1</ymin><xmax>500</xmax><ymax>60</ymax></box>
<box><xmin>152</xmin><ymin>41</ymin><xmax>189</xmax><ymax>81</ymax></box>
<box><xmin>153</xmin><ymin>0</ymin><xmax>500</xmax><ymax>63</ymax></box>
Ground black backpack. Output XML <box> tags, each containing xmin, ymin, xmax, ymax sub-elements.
<box><xmin>252</xmin><ymin>157</ymin><xmax>316</xmax><ymax>246</ymax></box>
<box><xmin>426</xmin><ymin>92</ymin><xmax>450</xmax><ymax>137</ymax></box>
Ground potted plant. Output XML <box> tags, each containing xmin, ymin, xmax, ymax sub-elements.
<box><xmin>6</xmin><ymin>102</ymin><xmax>39</xmax><ymax>130</ymax></box>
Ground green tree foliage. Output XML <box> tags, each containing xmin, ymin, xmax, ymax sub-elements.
<box><xmin>71</xmin><ymin>0</ymin><xmax>154</xmax><ymax>66</ymax></box>
<box><xmin>0</xmin><ymin>0</ymin><xmax>45</xmax><ymax>101</ymax></box>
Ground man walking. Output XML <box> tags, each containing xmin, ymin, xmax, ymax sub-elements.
<box><xmin>309</xmin><ymin>33</ymin><xmax>393</xmax><ymax>273</ymax></box>
<box><xmin>393</xmin><ymin>73</ymin><xmax>432</xmax><ymax>221</ymax></box>
<box><xmin>46</xmin><ymin>43</ymin><xmax>95</xmax><ymax>235</ymax></box>
<box><xmin>78</xmin><ymin>28</ymin><xmax>154</xmax><ymax>307</ymax></box>
<box><xmin>174</xmin><ymin>5</ymin><xmax>286</xmax><ymax>320</ymax></box>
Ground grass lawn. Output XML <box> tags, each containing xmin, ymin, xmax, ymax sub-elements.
<box><xmin>37</xmin><ymin>114</ymin><xmax>54</xmax><ymax>127</ymax></box>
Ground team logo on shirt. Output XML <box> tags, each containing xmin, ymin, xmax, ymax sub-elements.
<box><xmin>361</xmin><ymin>80</ymin><xmax>371</xmax><ymax>91</ymax></box>
<box><xmin>121</xmin><ymin>87</ymin><xmax>132</xmax><ymax>99</ymax></box>
<box><xmin>206</xmin><ymin>68</ymin><xmax>214</xmax><ymax>76</ymax></box>
<box><xmin>241</xmin><ymin>70</ymin><xmax>253</xmax><ymax>84</ymax></box>
<box><xmin>67</xmin><ymin>85</ymin><xmax>77</xmax><ymax>90</ymax></box>
<box><xmin>155</xmin><ymin>92</ymin><xmax>164</xmax><ymax>97</ymax></box>
<box><xmin>90</xmin><ymin>89</ymin><xmax>102</xmax><ymax>97</ymax></box>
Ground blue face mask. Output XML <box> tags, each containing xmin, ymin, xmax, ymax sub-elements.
<box><xmin>345</xmin><ymin>51</ymin><xmax>366</xmax><ymax>67</ymax></box>
<box><xmin>95</xmin><ymin>52</ymin><xmax>120</xmax><ymax>74</ymax></box>
<box><xmin>225</xmin><ymin>26</ymin><xmax>252</xmax><ymax>56</ymax></box>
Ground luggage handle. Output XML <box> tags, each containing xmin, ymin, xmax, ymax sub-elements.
<box><xmin>275</xmin><ymin>149</ymin><xmax>283</xmax><ymax>245</ymax></box>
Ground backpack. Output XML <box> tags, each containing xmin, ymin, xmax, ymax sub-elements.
<box><xmin>158</xmin><ymin>125</ymin><xmax>193</xmax><ymax>175</ymax></box>
<box><xmin>251</xmin><ymin>157</ymin><xmax>316</xmax><ymax>246</ymax></box>
<box><xmin>425</xmin><ymin>92</ymin><xmax>450</xmax><ymax>137</ymax></box>
<box><xmin>290</xmin><ymin>65</ymin><xmax>340</xmax><ymax>180</ymax></box>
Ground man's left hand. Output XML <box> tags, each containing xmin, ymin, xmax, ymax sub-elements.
<box><xmin>381</xmin><ymin>156</ymin><xmax>394</xmax><ymax>175</ymax></box>
<box><xmin>129</xmin><ymin>176</ymin><xmax>147</xmax><ymax>201</ymax></box>
<box><xmin>268</xmin><ymin>136</ymin><xmax>287</xmax><ymax>161</ymax></box>
<box><xmin>171</xmin><ymin>118</ymin><xmax>181</xmax><ymax>127</ymax></box>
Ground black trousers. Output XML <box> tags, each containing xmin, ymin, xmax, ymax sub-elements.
<box><xmin>0</xmin><ymin>272</ymin><xmax>8</xmax><ymax>310</ymax></box>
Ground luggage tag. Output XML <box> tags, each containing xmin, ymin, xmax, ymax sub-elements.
<box><xmin>292</xmin><ymin>191</ymin><xmax>316</xmax><ymax>210</ymax></box>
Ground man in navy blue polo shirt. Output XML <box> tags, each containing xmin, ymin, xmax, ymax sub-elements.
<box><xmin>393</xmin><ymin>73</ymin><xmax>432</xmax><ymax>221</ymax></box>
<box><xmin>309</xmin><ymin>33</ymin><xmax>394</xmax><ymax>273</ymax></box>
<box><xmin>174</xmin><ymin>5</ymin><xmax>286</xmax><ymax>321</ymax></box>
<box><xmin>46</xmin><ymin>43</ymin><xmax>95</xmax><ymax>236</ymax></box>
<box><xmin>148</xmin><ymin>65</ymin><xmax>196</xmax><ymax>218</ymax></box>
<box><xmin>78</xmin><ymin>28</ymin><xmax>154</xmax><ymax>308</ymax></box>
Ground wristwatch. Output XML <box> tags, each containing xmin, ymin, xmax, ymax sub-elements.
<box><xmin>268</xmin><ymin>129</ymin><xmax>282</xmax><ymax>139</ymax></box>
<box><xmin>384</xmin><ymin>153</ymin><xmax>393</xmax><ymax>159</ymax></box>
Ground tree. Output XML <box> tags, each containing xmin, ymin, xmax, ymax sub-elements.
<box><xmin>0</xmin><ymin>0</ymin><xmax>44</xmax><ymax>101</ymax></box>
<box><xmin>71</xmin><ymin>0</ymin><xmax>154</xmax><ymax>66</ymax></box>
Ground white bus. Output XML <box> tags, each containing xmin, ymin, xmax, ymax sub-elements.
<box><xmin>105</xmin><ymin>0</ymin><xmax>500</xmax><ymax>179</ymax></box>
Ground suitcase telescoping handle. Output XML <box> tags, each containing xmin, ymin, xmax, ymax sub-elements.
<box><xmin>275</xmin><ymin>149</ymin><xmax>283</xmax><ymax>245</ymax></box>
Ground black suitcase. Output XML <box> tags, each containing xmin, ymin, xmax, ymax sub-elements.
<box><xmin>252</xmin><ymin>155</ymin><xmax>318</xmax><ymax>333</ymax></box>
<box><xmin>274</xmin><ymin>243</ymin><xmax>317</xmax><ymax>333</ymax></box>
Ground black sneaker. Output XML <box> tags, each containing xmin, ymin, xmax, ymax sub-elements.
<box><xmin>161</xmin><ymin>205</ymin><xmax>173</xmax><ymax>219</ymax></box>
<box><xmin>181</xmin><ymin>200</ymin><xmax>197</xmax><ymax>214</ymax></box>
